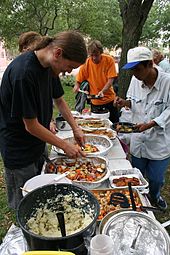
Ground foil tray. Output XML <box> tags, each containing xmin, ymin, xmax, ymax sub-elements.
<box><xmin>109</xmin><ymin>168</ymin><xmax>149</xmax><ymax>192</ymax></box>
<box><xmin>53</xmin><ymin>134</ymin><xmax>112</xmax><ymax>156</ymax></box>
<box><xmin>45</xmin><ymin>156</ymin><xmax>110</xmax><ymax>189</ymax></box>
<box><xmin>101</xmin><ymin>211</ymin><xmax>170</xmax><ymax>255</ymax></box>
<box><xmin>83</xmin><ymin>128</ymin><xmax>117</xmax><ymax>140</ymax></box>
<box><xmin>91</xmin><ymin>188</ymin><xmax>143</xmax><ymax>221</ymax></box>
<box><xmin>76</xmin><ymin>119</ymin><xmax>111</xmax><ymax>131</ymax></box>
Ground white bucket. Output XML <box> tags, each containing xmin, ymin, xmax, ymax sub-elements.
<box><xmin>91</xmin><ymin>111</ymin><xmax>110</xmax><ymax>120</ymax></box>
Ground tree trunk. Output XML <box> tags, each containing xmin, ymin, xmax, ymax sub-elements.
<box><xmin>118</xmin><ymin>0</ymin><xmax>154</xmax><ymax>98</ymax></box>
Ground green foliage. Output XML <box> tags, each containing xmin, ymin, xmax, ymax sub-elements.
<box><xmin>0</xmin><ymin>158</ymin><xmax>16</xmax><ymax>243</ymax></box>
<box><xmin>0</xmin><ymin>0</ymin><xmax>122</xmax><ymax>51</ymax></box>
<box><xmin>141</xmin><ymin>0</ymin><xmax>170</xmax><ymax>47</ymax></box>
<box><xmin>60</xmin><ymin>75</ymin><xmax>76</xmax><ymax>88</ymax></box>
<box><xmin>0</xmin><ymin>0</ymin><xmax>169</xmax><ymax>52</ymax></box>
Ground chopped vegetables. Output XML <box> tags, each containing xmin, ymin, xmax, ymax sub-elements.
<box><xmin>46</xmin><ymin>159</ymin><xmax>106</xmax><ymax>182</ymax></box>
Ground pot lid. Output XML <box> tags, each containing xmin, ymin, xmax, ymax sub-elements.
<box><xmin>102</xmin><ymin>211</ymin><xmax>170</xmax><ymax>255</ymax></box>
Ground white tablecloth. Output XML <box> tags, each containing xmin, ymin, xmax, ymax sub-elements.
<box><xmin>49</xmin><ymin>129</ymin><xmax>154</xmax><ymax>218</ymax></box>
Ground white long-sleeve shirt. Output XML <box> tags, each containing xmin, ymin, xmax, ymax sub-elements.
<box><xmin>127</xmin><ymin>70</ymin><xmax>170</xmax><ymax>160</ymax></box>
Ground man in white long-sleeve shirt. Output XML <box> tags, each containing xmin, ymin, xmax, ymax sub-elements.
<box><xmin>115</xmin><ymin>46</ymin><xmax>170</xmax><ymax>210</ymax></box>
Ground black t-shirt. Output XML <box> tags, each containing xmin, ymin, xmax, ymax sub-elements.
<box><xmin>0</xmin><ymin>51</ymin><xmax>64</xmax><ymax>169</ymax></box>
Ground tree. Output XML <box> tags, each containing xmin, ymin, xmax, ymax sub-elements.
<box><xmin>118</xmin><ymin>0</ymin><xmax>154</xmax><ymax>98</ymax></box>
<box><xmin>0</xmin><ymin>0</ymin><xmax>122</xmax><ymax>51</ymax></box>
<box><xmin>141</xmin><ymin>0</ymin><xmax>170</xmax><ymax>48</ymax></box>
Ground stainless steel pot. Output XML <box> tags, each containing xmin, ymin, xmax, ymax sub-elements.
<box><xmin>100</xmin><ymin>210</ymin><xmax>170</xmax><ymax>255</ymax></box>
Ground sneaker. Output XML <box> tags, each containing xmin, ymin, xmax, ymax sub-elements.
<box><xmin>155</xmin><ymin>196</ymin><xmax>167</xmax><ymax>211</ymax></box>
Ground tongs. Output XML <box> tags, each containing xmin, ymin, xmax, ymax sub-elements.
<box><xmin>78</xmin><ymin>89</ymin><xmax>102</xmax><ymax>99</ymax></box>
<box><xmin>110</xmin><ymin>192</ymin><xmax>130</xmax><ymax>208</ymax></box>
<box><xmin>87</xmin><ymin>94</ymin><xmax>103</xmax><ymax>99</ymax></box>
<box><xmin>128</xmin><ymin>182</ymin><xmax>162</xmax><ymax>212</ymax></box>
<box><xmin>78</xmin><ymin>89</ymin><xmax>89</xmax><ymax>95</ymax></box>
<box><xmin>43</xmin><ymin>155</ymin><xmax>57</xmax><ymax>172</ymax></box>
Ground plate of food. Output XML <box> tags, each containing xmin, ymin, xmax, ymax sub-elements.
<box><xmin>112</xmin><ymin>122</ymin><xmax>139</xmax><ymax>133</ymax></box>
<box><xmin>45</xmin><ymin>156</ymin><xmax>110</xmax><ymax>189</ymax></box>
<box><xmin>53</xmin><ymin>134</ymin><xmax>112</xmax><ymax>156</ymax></box>
<box><xmin>76</xmin><ymin>119</ymin><xmax>111</xmax><ymax>131</ymax></box>
<box><xmin>91</xmin><ymin>188</ymin><xmax>143</xmax><ymax>221</ymax></box>
<box><xmin>83</xmin><ymin>128</ymin><xmax>117</xmax><ymax>140</ymax></box>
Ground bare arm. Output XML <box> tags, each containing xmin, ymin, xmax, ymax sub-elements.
<box><xmin>135</xmin><ymin>120</ymin><xmax>158</xmax><ymax>132</ymax></box>
<box><xmin>54</xmin><ymin>96</ymin><xmax>85</xmax><ymax>146</ymax></box>
<box><xmin>23</xmin><ymin>118</ymin><xmax>86</xmax><ymax>158</ymax></box>
<box><xmin>114</xmin><ymin>97</ymin><xmax>131</xmax><ymax>108</ymax></box>
<box><xmin>73</xmin><ymin>81</ymin><xmax>81</xmax><ymax>93</ymax></box>
<box><xmin>98</xmin><ymin>78</ymin><xmax>114</xmax><ymax>97</ymax></box>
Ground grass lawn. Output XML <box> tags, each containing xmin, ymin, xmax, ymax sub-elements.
<box><xmin>0</xmin><ymin>82</ymin><xmax>170</xmax><ymax>243</ymax></box>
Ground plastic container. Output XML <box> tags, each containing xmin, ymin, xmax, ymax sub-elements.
<box><xmin>91</xmin><ymin>111</ymin><xmax>110</xmax><ymax>120</ymax></box>
<box><xmin>90</xmin><ymin>234</ymin><xmax>114</xmax><ymax>255</ymax></box>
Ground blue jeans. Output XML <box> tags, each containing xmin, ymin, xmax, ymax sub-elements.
<box><xmin>131</xmin><ymin>156</ymin><xmax>170</xmax><ymax>201</ymax></box>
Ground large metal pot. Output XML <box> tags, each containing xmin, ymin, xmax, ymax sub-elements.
<box><xmin>100</xmin><ymin>210</ymin><xmax>170</xmax><ymax>255</ymax></box>
<box><xmin>17</xmin><ymin>183</ymin><xmax>100</xmax><ymax>254</ymax></box>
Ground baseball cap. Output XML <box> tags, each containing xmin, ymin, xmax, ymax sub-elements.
<box><xmin>122</xmin><ymin>46</ymin><xmax>153</xmax><ymax>69</ymax></box>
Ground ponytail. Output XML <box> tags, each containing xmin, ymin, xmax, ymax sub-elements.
<box><xmin>34</xmin><ymin>36</ymin><xmax>54</xmax><ymax>50</ymax></box>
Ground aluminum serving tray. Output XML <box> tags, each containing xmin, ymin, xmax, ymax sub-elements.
<box><xmin>91</xmin><ymin>187</ymin><xmax>143</xmax><ymax>221</ymax></box>
<box><xmin>45</xmin><ymin>156</ymin><xmax>110</xmax><ymax>189</ymax></box>
<box><xmin>53</xmin><ymin>134</ymin><xmax>113</xmax><ymax>156</ymax></box>
<box><xmin>109</xmin><ymin>168</ymin><xmax>149</xmax><ymax>192</ymax></box>
<box><xmin>101</xmin><ymin>211</ymin><xmax>170</xmax><ymax>255</ymax></box>
<box><xmin>76</xmin><ymin>119</ymin><xmax>111</xmax><ymax>131</ymax></box>
<box><xmin>83</xmin><ymin>128</ymin><xmax>117</xmax><ymax>140</ymax></box>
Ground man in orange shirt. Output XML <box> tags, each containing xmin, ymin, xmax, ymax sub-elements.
<box><xmin>73</xmin><ymin>40</ymin><xmax>119</xmax><ymax>123</ymax></box>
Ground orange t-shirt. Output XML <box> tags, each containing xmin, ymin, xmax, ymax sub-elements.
<box><xmin>76</xmin><ymin>54</ymin><xmax>117</xmax><ymax>105</ymax></box>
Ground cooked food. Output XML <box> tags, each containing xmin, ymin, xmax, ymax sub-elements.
<box><xmin>46</xmin><ymin>159</ymin><xmax>106</xmax><ymax>182</ymax></box>
<box><xmin>112</xmin><ymin>177</ymin><xmax>141</xmax><ymax>187</ymax></box>
<box><xmin>116</xmin><ymin>124</ymin><xmax>133</xmax><ymax>132</ymax></box>
<box><xmin>82</xmin><ymin>143</ymin><xmax>99</xmax><ymax>153</ymax></box>
<box><xmin>92</xmin><ymin>189</ymin><xmax>142</xmax><ymax>220</ymax></box>
<box><xmin>26</xmin><ymin>194</ymin><xmax>93</xmax><ymax>237</ymax></box>
<box><xmin>115</xmin><ymin>123</ymin><xmax>138</xmax><ymax>133</ymax></box>
<box><xmin>78</xmin><ymin>120</ymin><xmax>106</xmax><ymax>129</ymax></box>
<box><xmin>83</xmin><ymin>129</ymin><xmax>116</xmax><ymax>139</ymax></box>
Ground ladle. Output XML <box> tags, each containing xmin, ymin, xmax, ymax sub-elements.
<box><xmin>56</xmin><ymin>212</ymin><xmax>66</xmax><ymax>237</ymax></box>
